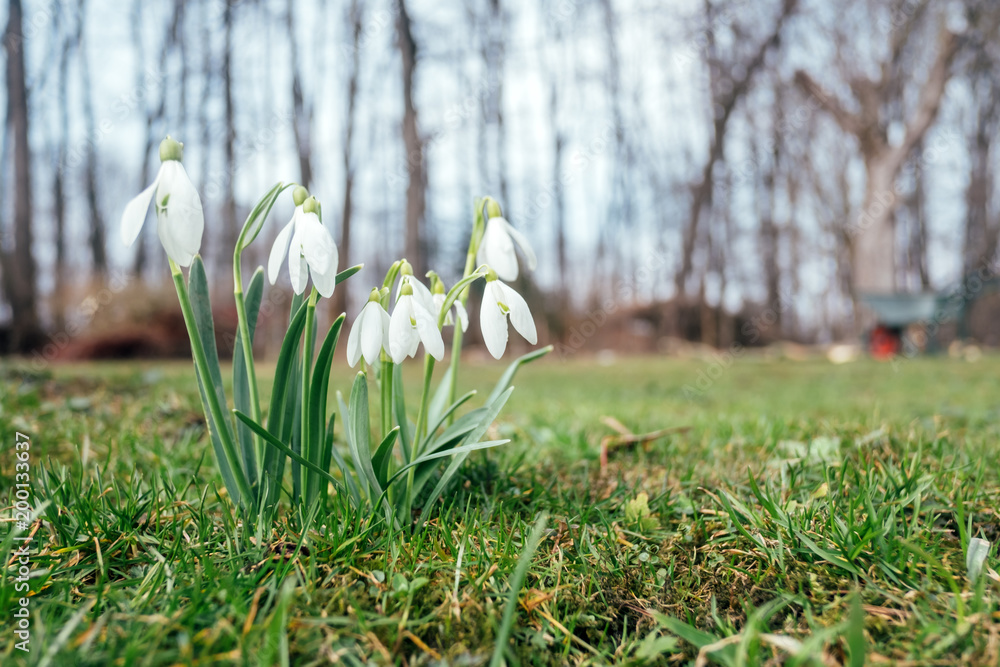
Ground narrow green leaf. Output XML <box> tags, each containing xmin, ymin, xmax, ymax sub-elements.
<box><xmin>416</xmin><ymin>387</ymin><xmax>514</xmax><ymax>517</ymax></box>
<box><xmin>426</xmin><ymin>364</ymin><xmax>454</xmax><ymax>429</ymax></box>
<box><xmin>372</xmin><ymin>428</ymin><xmax>400</xmax><ymax>489</ymax></box>
<box><xmin>234</xmin><ymin>411</ymin><xmax>344</xmax><ymax>494</ymax></box>
<box><xmin>306</xmin><ymin>315</ymin><xmax>345</xmax><ymax>506</ymax></box>
<box><xmin>418</xmin><ymin>390</ymin><xmax>477</xmax><ymax>458</ymax></box>
<box><xmin>490</xmin><ymin>513</ymin><xmax>548</xmax><ymax>667</ymax></box>
<box><xmin>262</xmin><ymin>299</ymin><xmax>308</xmax><ymax>507</ymax></box>
<box><xmin>392</xmin><ymin>363</ymin><xmax>412</xmax><ymax>461</ymax></box>
<box><xmin>335</xmin><ymin>264</ymin><xmax>364</xmax><ymax>286</ymax></box>
<box><xmin>347</xmin><ymin>373</ymin><xmax>382</xmax><ymax>496</ymax></box>
<box><xmin>238</xmin><ymin>182</ymin><xmax>289</xmax><ymax>251</ymax></box>
<box><xmin>233</xmin><ymin>267</ymin><xmax>264</xmax><ymax>487</ymax></box>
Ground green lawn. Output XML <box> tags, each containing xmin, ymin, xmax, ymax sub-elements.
<box><xmin>1</xmin><ymin>354</ymin><xmax>999</xmax><ymax>665</ymax></box>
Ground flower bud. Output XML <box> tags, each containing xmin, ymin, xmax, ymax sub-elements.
<box><xmin>302</xmin><ymin>196</ymin><xmax>320</xmax><ymax>215</ymax></box>
<box><xmin>159</xmin><ymin>136</ymin><xmax>183</xmax><ymax>162</ymax></box>
<box><xmin>485</xmin><ymin>198</ymin><xmax>502</xmax><ymax>219</ymax></box>
<box><xmin>292</xmin><ymin>186</ymin><xmax>309</xmax><ymax>207</ymax></box>
<box><xmin>427</xmin><ymin>271</ymin><xmax>445</xmax><ymax>295</ymax></box>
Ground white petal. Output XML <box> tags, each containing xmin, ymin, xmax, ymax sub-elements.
<box><xmin>481</xmin><ymin>218</ymin><xmax>519</xmax><ymax>281</ymax></box>
<box><xmin>414</xmin><ymin>302</ymin><xmax>444</xmax><ymax>360</ymax></box>
<box><xmin>347</xmin><ymin>306</ymin><xmax>364</xmax><ymax>367</ymax></box>
<box><xmin>501</xmin><ymin>282</ymin><xmax>537</xmax><ymax>344</ymax></box>
<box><xmin>361</xmin><ymin>303</ymin><xmax>388</xmax><ymax>366</ymax></box>
<box><xmin>268</xmin><ymin>219</ymin><xmax>295</xmax><ymax>285</ymax></box>
<box><xmin>454</xmin><ymin>301</ymin><xmax>469</xmax><ymax>333</ymax></box>
<box><xmin>410</xmin><ymin>277</ymin><xmax>436</xmax><ymax>313</ymax></box>
<box><xmin>499</xmin><ymin>218</ymin><xmax>537</xmax><ymax>272</ymax></box>
<box><xmin>480</xmin><ymin>282</ymin><xmax>509</xmax><ymax>359</ymax></box>
<box><xmin>288</xmin><ymin>250</ymin><xmax>309</xmax><ymax>294</ymax></box>
<box><xmin>155</xmin><ymin>161</ymin><xmax>204</xmax><ymax>267</ymax></box>
<box><xmin>968</xmin><ymin>538</ymin><xmax>991</xmax><ymax>582</ymax></box>
<box><xmin>310</xmin><ymin>263</ymin><xmax>337</xmax><ymax>299</ymax></box>
<box><xmin>389</xmin><ymin>297</ymin><xmax>419</xmax><ymax>364</ymax></box>
<box><xmin>297</xmin><ymin>211</ymin><xmax>337</xmax><ymax>274</ymax></box>
<box><xmin>120</xmin><ymin>170</ymin><xmax>159</xmax><ymax>247</ymax></box>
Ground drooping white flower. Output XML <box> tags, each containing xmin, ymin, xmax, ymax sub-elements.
<box><xmin>393</xmin><ymin>260</ymin><xmax>436</xmax><ymax>313</ymax></box>
<box><xmin>425</xmin><ymin>271</ymin><xmax>469</xmax><ymax>332</ymax></box>
<box><xmin>347</xmin><ymin>288</ymin><xmax>391</xmax><ymax>367</ymax></box>
<box><xmin>389</xmin><ymin>282</ymin><xmax>444</xmax><ymax>363</ymax></box>
<box><xmin>433</xmin><ymin>292</ymin><xmax>469</xmax><ymax>332</ymax></box>
<box><xmin>120</xmin><ymin>136</ymin><xmax>204</xmax><ymax>267</ymax></box>
<box><xmin>267</xmin><ymin>192</ymin><xmax>339</xmax><ymax>298</ymax></box>
<box><xmin>967</xmin><ymin>537</ymin><xmax>991</xmax><ymax>583</ymax></box>
<box><xmin>476</xmin><ymin>216</ymin><xmax>536</xmax><ymax>282</ymax></box>
<box><xmin>479</xmin><ymin>269</ymin><xmax>537</xmax><ymax>359</ymax></box>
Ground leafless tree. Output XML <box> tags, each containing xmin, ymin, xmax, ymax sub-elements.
<box><xmin>1</xmin><ymin>0</ymin><xmax>42</xmax><ymax>351</ymax></box>
<box><xmin>795</xmin><ymin>1</ymin><xmax>958</xmax><ymax>296</ymax></box>
<box><xmin>397</xmin><ymin>0</ymin><xmax>426</xmax><ymax>275</ymax></box>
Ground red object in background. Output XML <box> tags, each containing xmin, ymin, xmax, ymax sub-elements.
<box><xmin>869</xmin><ymin>325</ymin><xmax>902</xmax><ymax>359</ymax></box>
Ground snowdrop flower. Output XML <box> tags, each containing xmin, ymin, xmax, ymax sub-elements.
<box><xmin>480</xmin><ymin>268</ymin><xmax>537</xmax><ymax>359</ymax></box>
<box><xmin>267</xmin><ymin>189</ymin><xmax>339</xmax><ymax>298</ymax></box>
<box><xmin>429</xmin><ymin>273</ymin><xmax>468</xmax><ymax>332</ymax></box>
<box><xmin>393</xmin><ymin>260</ymin><xmax>435</xmax><ymax>313</ymax></box>
<box><xmin>967</xmin><ymin>537</ymin><xmax>991</xmax><ymax>583</ymax></box>
<box><xmin>120</xmin><ymin>136</ymin><xmax>204</xmax><ymax>267</ymax></box>
<box><xmin>389</xmin><ymin>282</ymin><xmax>444</xmax><ymax>364</ymax></box>
<box><xmin>475</xmin><ymin>200</ymin><xmax>536</xmax><ymax>282</ymax></box>
<box><xmin>347</xmin><ymin>288</ymin><xmax>391</xmax><ymax>367</ymax></box>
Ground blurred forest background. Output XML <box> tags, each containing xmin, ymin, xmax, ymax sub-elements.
<box><xmin>2</xmin><ymin>0</ymin><xmax>1000</xmax><ymax>358</ymax></box>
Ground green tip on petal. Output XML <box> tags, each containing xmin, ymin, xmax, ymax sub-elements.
<box><xmin>302</xmin><ymin>196</ymin><xmax>320</xmax><ymax>214</ymax></box>
<box><xmin>368</xmin><ymin>287</ymin><xmax>381</xmax><ymax>303</ymax></box>
<box><xmin>485</xmin><ymin>198</ymin><xmax>502</xmax><ymax>219</ymax></box>
<box><xmin>159</xmin><ymin>136</ymin><xmax>183</xmax><ymax>162</ymax></box>
<box><xmin>292</xmin><ymin>185</ymin><xmax>309</xmax><ymax>207</ymax></box>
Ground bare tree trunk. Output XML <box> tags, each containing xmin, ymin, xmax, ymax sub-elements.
<box><xmin>796</xmin><ymin>25</ymin><xmax>957</xmax><ymax>295</ymax></box>
<box><xmin>78</xmin><ymin>0</ymin><xmax>107</xmax><ymax>277</ymax></box>
<box><xmin>963</xmin><ymin>71</ymin><xmax>999</xmax><ymax>276</ymax></box>
<box><xmin>675</xmin><ymin>0</ymin><xmax>799</xmax><ymax>296</ymax></box>
<box><xmin>287</xmin><ymin>0</ymin><xmax>313</xmax><ymax>189</ymax></box>
<box><xmin>550</xmin><ymin>79</ymin><xmax>567</xmax><ymax>298</ymax></box>
<box><xmin>332</xmin><ymin>0</ymin><xmax>363</xmax><ymax>318</ymax></box>
<box><xmin>54</xmin><ymin>17</ymin><xmax>71</xmax><ymax>324</ymax></box>
<box><xmin>397</xmin><ymin>0</ymin><xmax>426</xmax><ymax>275</ymax></box>
<box><xmin>2</xmin><ymin>0</ymin><xmax>43</xmax><ymax>351</ymax></box>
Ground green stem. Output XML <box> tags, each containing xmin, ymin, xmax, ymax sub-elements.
<box><xmin>403</xmin><ymin>354</ymin><xmax>434</xmax><ymax>526</ymax></box>
<box><xmin>413</xmin><ymin>353</ymin><xmax>436</xmax><ymax>455</ymax></box>
<box><xmin>301</xmin><ymin>288</ymin><xmax>318</xmax><ymax>503</ymax></box>
<box><xmin>380</xmin><ymin>355</ymin><xmax>394</xmax><ymax>443</ymax></box>
<box><xmin>170</xmin><ymin>260</ymin><xmax>253</xmax><ymax>505</ymax></box>
<box><xmin>446</xmin><ymin>207</ymin><xmax>484</xmax><ymax>419</ymax></box>
<box><xmin>233</xmin><ymin>250</ymin><xmax>265</xmax><ymax>483</ymax></box>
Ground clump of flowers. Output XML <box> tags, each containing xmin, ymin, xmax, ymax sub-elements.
<box><xmin>120</xmin><ymin>138</ymin><xmax>549</xmax><ymax>532</ymax></box>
